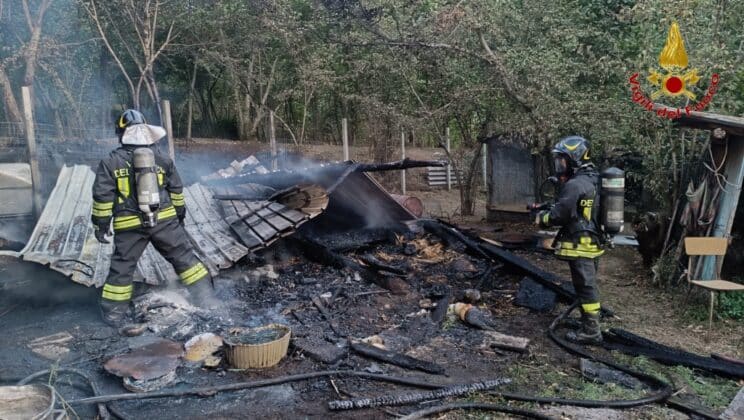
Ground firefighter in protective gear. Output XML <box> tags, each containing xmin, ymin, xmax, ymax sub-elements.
<box><xmin>536</xmin><ymin>136</ymin><xmax>604</xmax><ymax>345</ymax></box>
<box><xmin>92</xmin><ymin>109</ymin><xmax>214</xmax><ymax>328</ymax></box>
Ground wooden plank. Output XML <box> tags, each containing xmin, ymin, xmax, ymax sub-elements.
<box><xmin>722</xmin><ymin>386</ymin><xmax>744</xmax><ymax>420</ymax></box>
<box><xmin>685</xmin><ymin>237</ymin><xmax>728</xmax><ymax>255</ymax></box>
<box><xmin>482</xmin><ymin>330</ymin><xmax>530</xmax><ymax>353</ymax></box>
<box><xmin>690</xmin><ymin>280</ymin><xmax>744</xmax><ymax>291</ymax></box>
<box><xmin>342</xmin><ymin>118</ymin><xmax>349</xmax><ymax>161</ymax></box>
<box><xmin>21</xmin><ymin>86</ymin><xmax>42</xmax><ymax>216</ymax></box>
<box><xmin>162</xmin><ymin>99</ymin><xmax>175</xmax><ymax>161</ymax></box>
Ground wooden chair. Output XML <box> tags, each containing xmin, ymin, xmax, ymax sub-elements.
<box><xmin>684</xmin><ymin>237</ymin><xmax>744</xmax><ymax>330</ymax></box>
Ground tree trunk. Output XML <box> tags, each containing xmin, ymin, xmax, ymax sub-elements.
<box><xmin>0</xmin><ymin>67</ymin><xmax>23</xmax><ymax>123</ymax></box>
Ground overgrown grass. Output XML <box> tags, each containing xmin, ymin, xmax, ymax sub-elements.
<box><xmin>501</xmin><ymin>360</ymin><xmax>643</xmax><ymax>402</ymax></box>
<box><xmin>619</xmin><ymin>354</ymin><xmax>740</xmax><ymax>411</ymax></box>
<box><xmin>718</xmin><ymin>282</ymin><xmax>744</xmax><ymax>320</ymax></box>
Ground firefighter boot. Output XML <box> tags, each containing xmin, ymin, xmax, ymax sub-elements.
<box><xmin>188</xmin><ymin>279</ymin><xmax>217</xmax><ymax>309</ymax></box>
<box><xmin>100</xmin><ymin>299</ymin><xmax>132</xmax><ymax>329</ymax></box>
<box><xmin>565</xmin><ymin>312</ymin><xmax>602</xmax><ymax>345</ymax></box>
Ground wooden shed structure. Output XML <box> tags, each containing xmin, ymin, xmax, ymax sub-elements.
<box><xmin>675</xmin><ymin>110</ymin><xmax>744</xmax><ymax>279</ymax></box>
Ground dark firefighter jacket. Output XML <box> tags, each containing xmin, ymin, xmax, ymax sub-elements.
<box><xmin>539</xmin><ymin>165</ymin><xmax>604</xmax><ymax>259</ymax></box>
<box><xmin>91</xmin><ymin>145</ymin><xmax>185</xmax><ymax>231</ymax></box>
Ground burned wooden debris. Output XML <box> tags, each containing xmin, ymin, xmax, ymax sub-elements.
<box><xmin>580</xmin><ymin>358</ymin><xmax>643</xmax><ymax>390</ymax></box>
<box><xmin>349</xmin><ymin>341</ymin><xmax>445</xmax><ymax>375</ymax></box>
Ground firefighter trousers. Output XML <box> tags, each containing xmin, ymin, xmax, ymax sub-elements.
<box><xmin>568</xmin><ymin>257</ymin><xmax>601</xmax><ymax>315</ymax></box>
<box><xmin>100</xmin><ymin>217</ymin><xmax>210</xmax><ymax>314</ymax></box>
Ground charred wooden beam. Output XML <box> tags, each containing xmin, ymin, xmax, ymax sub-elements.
<box><xmin>354</xmin><ymin>158</ymin><xmax>446</xmax><ymax>172</ymax></box>
<box><xmin>420</xmin><ymin>219</ymin><xmax>614</xmax><ymax>316</ymax></box>
<box><xmin>604</xmin><ymin>328</ymin><xmax>744</xmax><ymax>379</ymax></box>
<box><xmin>350</xmin><ymin>342</ymin><xmax>445</xmax><ymax>375</ymax></box>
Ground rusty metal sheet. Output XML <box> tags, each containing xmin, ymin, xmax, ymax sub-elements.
<box><xmin>104</xmin><ymin>338</ymin><xmax>183</xmax><ymax>381</ymax></box>
<box><xmin>17</xmin><ymin>165</ymin><xmax>250</xmax><ymax>287</ymax></box>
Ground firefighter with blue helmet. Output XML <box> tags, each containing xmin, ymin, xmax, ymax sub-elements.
<box><xmin>537</xmin><ymin>135</ymin><xmax>604</xmax><ymax>344</ymax></box>
<box><xmin>91</xmin><ymin>109</ymin><xmax>214</xmax><ymax>328</ymax></box>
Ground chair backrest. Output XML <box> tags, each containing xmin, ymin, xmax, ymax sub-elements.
<box><xmin>684</xmin><ymin>237</ymin><xmax>728</xmax><ymax>256</ymax></box>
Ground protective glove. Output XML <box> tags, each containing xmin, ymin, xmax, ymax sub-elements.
<box><xmin>94</xmin><ymin>224</ymin><xmax>112</xmax><ymax>244</ymax></box>
<box><xmin>536</xmin><ymin>210</ymin><xmax>549</xmax><ymax>227</ymax></box>
<box><xmin>176</xmin><ymin>206</ymin><xmax>186</xmax><ymax>226</ymax></box>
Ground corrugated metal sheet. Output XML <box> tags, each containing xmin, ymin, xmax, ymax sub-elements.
<box><xmin>18</xmin><ymin>165</ymin><xmax>250</xmax><ymax>287</ymax></box>
<box><xmin>219</xmin><ymin>184</ymin><xmax>329</xmax><ymax>250</ymax></box>
<box><xmin>487</xmin><ymin>140</ymin><xmax>536</xmax><ymax>209</ymax></box>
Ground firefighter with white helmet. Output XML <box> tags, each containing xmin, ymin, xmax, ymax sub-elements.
<box><xmin>91</xmin><ymin>109</ymin><xmax>214</xmax><ymax>328</ymax></box>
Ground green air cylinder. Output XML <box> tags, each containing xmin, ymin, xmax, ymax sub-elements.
<box><xmin>600</xmin><ymin>167</ymin><xmax>625</xmax><ymax>234</ymax></box>
<box><xmin>133</xmin><ymin>147</ymin><xmax>160</xmax><ymax>227</ymax></box>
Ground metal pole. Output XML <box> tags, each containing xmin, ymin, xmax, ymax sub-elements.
<box><xmin>269</xmin><ymin>111</ymin><xmax>278</xmax><ymax>170</ymax></box>
<box><xmin>21</xmin><ymin>86</ymin><xmax>42</xmax><ymax>217</ymax></box>
<box><xmin>482</xmin><ymin>142</ymin><xmax>487</xmax><ymax>189</ymax></box>
<box><xmin>162</xmin><ymin>99</ymin><xmax>175</xmax><ymax>161</ymax></box>
<box><xmin>401</xmin><ymin>130</ymin><xmax>406</xmax><ymax>195</ymax></box>
<box><xmin>342</xmin><ymin>118</ymin><xmax>350</xmax><ymax>161</ymax></box>
<box><xmin>445</xmin><ymin>127</ymin><xmax>451</xmax><ymax>191</ymax></box>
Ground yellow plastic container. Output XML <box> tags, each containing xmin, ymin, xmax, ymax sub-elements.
<box><xmin>224</xmin><ymin>324</ymin><xmax>291</xmax><ymax>369</ymax></box>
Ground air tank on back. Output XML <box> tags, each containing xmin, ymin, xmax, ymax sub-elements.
<box><xmin>600</xmin><ymin>167</ymin><xmax>625</xmax><ymax>234</ymax></box>
<box><xmin>133</xmin><ymin>147</ymin><xmax>160</xmax><ymax>227</ymax></box>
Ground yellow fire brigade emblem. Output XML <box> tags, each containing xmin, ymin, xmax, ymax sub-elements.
<box><xmin>647</xmin><ymin>22</ymin><xmax>700</xmax><ymax>100</ymax></box>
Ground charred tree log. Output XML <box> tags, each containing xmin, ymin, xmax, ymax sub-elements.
<box><xmin>328</xmin><ymin>378</ymin><xmax>510</xmax><ymax>410</ymax></box>
<box><xmin>350</xmin><ymin>342</ymin><xmax>445</xmax><ymax>375</ymax></box>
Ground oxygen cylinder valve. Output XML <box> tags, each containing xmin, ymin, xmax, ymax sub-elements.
<box><xmin>133</xmin><ymin>147</ymin><xmax>161</xmax><ymax>228</ymax></box>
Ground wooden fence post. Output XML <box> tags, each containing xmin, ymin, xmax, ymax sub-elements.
<box><xmin>269</xmin><ymin>111</ymin><xmax>278</xmax><ymax>170</ymax></box>
<box><xmin>445</xmin><ymin>127</ymin><xmax>452</xmax><ymax>191</ymax></box>
<box><xmin>401</xmin><ymin>130</ymin><xmax>406</xmax><ymax>195</ymax></box>
<box><xmin>161</xmin><ymin>99</ymin><xmax>175</xmax><ymax>161</ymax></box>
<box><xmin>342</xmin><ymin>118</ymin><xmax>350</xmax><ymax>161</ymax></box>
<box><xmin>482</xmin><ymin>142</ymin><xmax>488</xmax><ymax>189</ymax></box>
<box><xmin>21</xmin><ymin>86</ymin><xmax>42</xmax><ymax>217</ymax></box>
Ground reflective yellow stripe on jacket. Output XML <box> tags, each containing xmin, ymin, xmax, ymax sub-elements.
<box><xmin>555</xmin><ymin>236</ymin><xmax>604</xmax><ymax>259</ymax></box>
<box><xmin>112</xmin><ymin>206</ymin><xmax>178</xmax><ymax>231</ymax></box>
<box><xmin>170</xmin><ymin>192</ymin><xmax>185</xmax><ymax>207</ymax></box>
<box><xmin>92</xmin><ymin>200</ymin><xmax>114</xmax><ymax>218</ymax></box>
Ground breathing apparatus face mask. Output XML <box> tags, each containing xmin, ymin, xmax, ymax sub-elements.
<box><xmin>553</xmin><ymin>155</ymin><xmax>569</xmax><ymax>177</ymax></box>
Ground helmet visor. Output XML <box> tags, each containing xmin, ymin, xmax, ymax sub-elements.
<box><xmin>553</xmin><ymin>156</ymin><xmax>568</xmax><ymax>176</ymax></box>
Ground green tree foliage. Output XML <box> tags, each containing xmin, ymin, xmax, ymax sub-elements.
<box><xmin>0</xmin><ymin>0</ymin><xmax>742</xmax><ymax>213</ymax></box>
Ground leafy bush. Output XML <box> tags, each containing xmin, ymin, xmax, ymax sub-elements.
<box><xmin>718</xmin><ymin>288</ymin><xmax>744</xmax><ymax>320</ymax></box>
